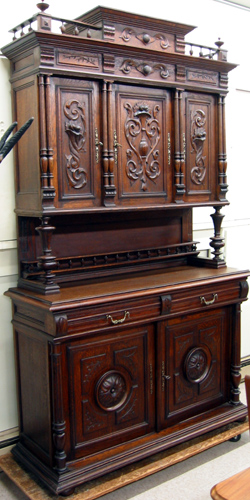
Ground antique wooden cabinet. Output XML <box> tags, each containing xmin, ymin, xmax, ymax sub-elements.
<box><xmin>2</xmin><ymin>4</ymin><xmax>249</xmax><ymax>496</ymax></box>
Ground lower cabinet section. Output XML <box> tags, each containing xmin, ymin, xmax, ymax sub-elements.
<box><xmin>8</xmin><ymin>268</ymin><xmax>249</xmax><ymax>495</ymax></box>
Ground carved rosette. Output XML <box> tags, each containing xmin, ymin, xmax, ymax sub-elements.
<box><xmin>96</xmin><ymin>370</ymin><xmax>127</xmax><ymax>411</ymax></box>
<box><xmin>124</xmin><ymin>101</ymin><xmax>161</xmax><ymax>191</ymax></box>
<box><xmin>64</xmin><ymin>99</ymin><xmax>87</xmax><ymax>189</ymax></box>
<box><xmin>190</xmin><ymin>109</ymin><xmax>207</xmax><ymax>185</ymax></box>
<box><xmin>184</xmin><ymin>346</ymin><xmax>211</xmax><ymax>383</ymax></box>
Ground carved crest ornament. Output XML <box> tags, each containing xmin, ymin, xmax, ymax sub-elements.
<box><xmin>124</xmin><ymin>101</ymin><xmax>161</xmax><ymax>191</ymax></box>
<box><xmin>120</xmin><ymin>59</ymin><xmax>170</xmax><ymax>79</ymax></box>
<box><xmin>120</xmin><ymin>28</ymin><xmax>170</xmax><ymax>50</ymax></box>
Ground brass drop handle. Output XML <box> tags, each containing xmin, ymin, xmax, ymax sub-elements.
<box><xmin>114</xmin><ymin>130</ymin><xmax>122</xmax><ymax>148</ymax></box>
<box><xmin>106</xmin><ymin>311</ymin><xmax>130</xmax><ymax>325</ymax></box>
<box><xmin>114</xmin><ymin>130</ymin><xmax>122</xmax><ymax>165</ymax></box>
<box><xmin>161</xmin><ymin>361</ymin><xmax>171</xmax><ymax>391</ymax></box>
<box><xmin>200</xmin><ymin>293</ymin><xmax>218</xmax><ymax>306</ymax></box>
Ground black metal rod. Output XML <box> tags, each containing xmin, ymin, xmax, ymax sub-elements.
<box><xmin>0</xmin><ymin>117</ymin><xmax>34</xmax><ymax>162</ymax></box>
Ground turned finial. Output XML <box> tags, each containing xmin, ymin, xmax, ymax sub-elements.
<box><xmin>37</xmin><ymin>0</ymin><xmax>49</xmax><ymax>12</ymax></box>
<box><xmin>215</xmin><ymin>38</ymin><xmax>224</xmax><ymax>50</ymax></box>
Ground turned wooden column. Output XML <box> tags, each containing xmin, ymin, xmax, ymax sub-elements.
<box><xmin>218</xmin><ymin>94</ymin><xmax>228</xmax><ymax>200</ymax></box>
<box><xmin>174</xmin><ymin>89</ymin><xmax>185</xmax><ymax>202</ymax></box>
<box><xmin>50</xmin><ymin>342</ymin><xmax>67</xmax><ymax>472</ymax></box>
<box><xmin>36</xmin><ymin>216</ymin><xmax>59</xmax><ymax>293</ymax></box>
<box><xmin>209</xmin><ymin>206</ymin><xmax>226</xmax><ymax>267</ymax></box>
<box><xmin>39</xmin><ymin>74</ymin><xmax>56</xmax><ymax>209</ymax></box>
<box><xmin>230</xmin><ymin>304</ymin><xmax>242</xmax><ymax>405</ymax></box>
<box><xmin>102</xmin><ymin>80</ymin><xmax>116</xmax><ymax>206</ymax></box>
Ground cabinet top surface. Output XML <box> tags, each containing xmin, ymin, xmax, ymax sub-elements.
<box><xmin>7</xmin><ymin>266</ymin><xmax>250</xmax><ymax>308</ymax></box>
<box><xmin>75</xmin><ymin>5</ymin><xmax>196</xmax><ymax>35</ymax></box>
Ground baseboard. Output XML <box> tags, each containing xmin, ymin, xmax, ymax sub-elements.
<box><xmin>241</xmin><ymin>356</ymin><xmax>250</xmax><ymax>382</ymax></box>
<box><xmin>0</xmin><ymin>427</ymin><xmax>19</xmax><ymax>459</ymax></box>
<box><xmin>241</xmin><ymin>355</ymin><xmax>250</xmax><ymax>368</ymax></box>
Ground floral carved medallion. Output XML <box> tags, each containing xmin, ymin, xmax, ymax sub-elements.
<box><xmin>96</xmin><ymin>370</ymin><xmax>128</xmax><ymax>411</ymax></box>
<box><xmin>184</xmin><ymin>346</ymin><xmax>212</xmax><ymax>383</ymax></box>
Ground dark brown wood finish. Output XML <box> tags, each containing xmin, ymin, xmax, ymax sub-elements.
<box><xmin>2</xmin><ymin>5</ymin><xmax>249</xmax><ymax>496</ymax></box>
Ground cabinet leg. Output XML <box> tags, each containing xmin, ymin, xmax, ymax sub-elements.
<box><xmin>60</xmin><ymin>488</ymin><xmax>76</xmax><ymax>497</ymax></box>
<box><xmin>229</xmin><ymin>434</ymin><xmax>241</xmax><ymax>442</ymax></box>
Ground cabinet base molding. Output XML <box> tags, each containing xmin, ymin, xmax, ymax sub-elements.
<box><xmin>0</xmin><ymin>417</ymin><xmax>248</xmax><ymax>500</ymax></box>
<box><xmin>10</xmin><ymin>403</ymin><xmax>247</xmax><ymax>496</ymax></box>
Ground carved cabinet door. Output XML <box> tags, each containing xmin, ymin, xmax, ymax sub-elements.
<box><xmin>156</xmin><ymin>308</ymin><xmax>230</xmax><ymax>430</ymax></box>
<box><xmin>110</xmin><ymin>83</ymin><xmax>172</xmax><ymax>206</ymax></box>
<box><xmin>66</xmin><ymin>324</ymin><xmax>155</xmax><ymax>459</ymax></box>
<box><xmin>180</xmin><ymin>92</ymin><xmax>218</xmax><ymax>203</ymax></box>
<box><xmin>50</xmin><ymin>77</ymin><xmax>102</xmax><ymax>210</ymax></box>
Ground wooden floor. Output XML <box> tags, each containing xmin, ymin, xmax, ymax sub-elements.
<box><xmin>0</xmin><ymin>421</ymin><xmax>248</xmax><ymax>500</ymax></box>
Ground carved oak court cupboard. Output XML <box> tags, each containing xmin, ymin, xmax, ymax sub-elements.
<box><xmin>2</xmin><ymin>3</ymin><xmax>249</xmax><ymax>496</ymax></box>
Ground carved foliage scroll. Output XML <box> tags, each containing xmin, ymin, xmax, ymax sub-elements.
<box><xmin>56</xmin><ymin>79</ymin><xmax>100</xmax><ymax>205</ymax></box>
<box><xmin>124</xmin><ymin>101</ymin><xmax>161</xmax><ymax>191</ymax></box>
<box><xmin>120</xmin><ymin>28</ymin><xmax>170</xmax><ymax>50</ymax></box>
<box><xmin>64</xmin><ymin>99</ymin><xmax>87</xmax><ymax>189</ymax></box>
<box><xmin>120</xmin><ymin>59</ymin><xmax>170</xmax><ymax>79</ymax></box>
<box><xmin>185</xmin><ymin>93</ymin><xmax>215</xmax><ymax>196</ymax></box>
<box><xmin>190</xmin><ymin>109</ymin><xmax>207</xmax><ymax>185</ymax></box>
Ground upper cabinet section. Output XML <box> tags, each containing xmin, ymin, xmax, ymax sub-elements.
<box><xmin>1</xmin><ymin>5</ymin><xmax>237</xmax><ymax>216</ymax></box>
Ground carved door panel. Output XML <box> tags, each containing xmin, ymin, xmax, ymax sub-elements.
<box><xmin>50</xmin><ymin>78</ymin><xmax>102</xmax><ymax>209</ymax></box>
<box><xmin>157</xmin><ymin>308</ymin><xmax>229</xmax><ymax>430</ymax></box>
<box><xmin>112</xmin><ymin>83</ymin><xmax>172</xmax><ymax>206</ymax></box>
<box><xmin>182</xmin><ymin>92</ymin><xmax>217</xmax><ymax>203</ymax></box>
<box><xmin>67</xmin><ymin>324</ymin><xmax>155</xmax><ymax>459</ymax></box>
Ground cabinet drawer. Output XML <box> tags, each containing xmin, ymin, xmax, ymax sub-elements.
<box><xmin>164</xmin><ymin>280</ymin><xmax>242</xmax><ymax>317</ymax></box>
<box><xmin>67</xmin><ymin>295</ymin><xmax>161</xmax><ymax>335</ymax></box>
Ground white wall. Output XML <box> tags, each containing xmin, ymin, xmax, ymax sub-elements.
<box><xmin>0</xmin><ymin>55</ymin><xmax>19</xmax><ymax>439</ymax></box>
<box><xmin>0</xmin><ymin>0</ymin><xmax>249</xmax><ymax>439</ymax></box>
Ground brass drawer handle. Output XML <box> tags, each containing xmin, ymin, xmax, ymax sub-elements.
<box><xmin>200</xmin><ymin>293</ymin><xmax>218</xmax><ymax>306</ymax></box>
<box><xmin>106</xmin><ymin>311</ymin><xmax>130</xmax><ymax>325</ymax></box>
